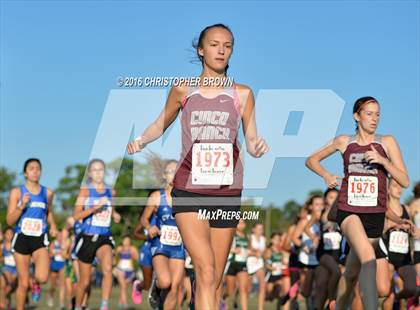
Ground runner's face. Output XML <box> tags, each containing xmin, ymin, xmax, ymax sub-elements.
<box><xmin>122</xmin><ymin>237</ymin><xmax>130</xmax><ymax>247</ymax></box>
<box><xmin>89</xmin><ymin>162</ymin><xmax>105</xmax><ymax>184</ymax></box>
<box><xmin>164</xmin><ymin>162</ymin><xmax>177</xmax><ymax>185</ymax></box>
<box><xmin>355</xmin><ymin>101</ymin><xmax>380</xmax><ymax>134</ymax></box>
<box><xmin>271</xmin><ymin>234</ymin><xmax>280</xmax><ymax>246</ymax></box>
<box><xmin>389</xmin><ymin>179</ymin><xmax>402</xmax><ymax>199</ymax></box>
<box><xmin>325</xmin><ymin>190</ymin><xmax>338</xmax><ymax>207</ymax></box>
<box><xmin>312</xmin><ymin>197</ymin><xmax>324</xmax><ymax>213</ymax></box>
<box><xmin>253</xmin><ymin>224</ymin><xmax>263</xmax><ymax>236</ymax></box>
<box><xmin>24</xmin><ymin>161</ymin><xmax>41</xmax><ymax>182</ymax></box>
<box><xmin>237</xmin><ymin>219</ymin><xmax>246</xmax><ymax>231</ymax></box>
<box><xmin>199</xmin><ymin>27</ymin><xmax>233</xmax><ymax>74</ymax></box>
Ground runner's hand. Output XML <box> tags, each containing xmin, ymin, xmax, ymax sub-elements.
<box><xmin>127</xmin><ymin>137</ymin><xmax>146</xmax><ymax>155</ymax></box>
<box><xmin>253</xmin><ymin>137</ymin><xmax>269</xmax><ymax>158</ymax></box>
<box><xmin>148</xmin><ymin>226</ymin><xmax>160</xmax><ymax>238</ymax></box>
<box><xmin>365</xmin><ymin>145</ymin><xmax>386</xmax><ymax>165</ymax></box>
<box><xmin>323</xmin><ymin>173</ymin><xmax>342</xmax><ymax>188</ymax></box>
<box><xmin>19</xmin><ymin>193</ymin><xmax>30</xmax><ymax>209</ymax></box>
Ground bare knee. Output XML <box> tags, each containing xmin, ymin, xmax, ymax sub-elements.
<box><xmin>157</xmin><ymin>276</ymin><xmax>171</xmax><ymax>290</ymax></box>
<box><xmin>36</xmin><ymin>273</ymin><xmax>49</xmax><ymax>284</ymax></box>
<box><xmin>195</xmin><ymin>263</ymin><xmax>215</xmax><ymax>287</ymax></box>
<box><xmin>377</xmin><ymin>281</ymin><xmax>391</xmax><ymax>297</ymax></box>
<box><xmin>18</xmin><ymin>279</ymin><xmax>29</xmax><ymax>291</ymax></box>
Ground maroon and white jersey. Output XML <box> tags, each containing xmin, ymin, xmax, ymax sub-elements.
<box><xmin>173</xmin><ymin>85</ymin><xmax>243</xmax><ymax>196</ymax></box>
<box><xmin>337</xmin><ymin>134</ymin><xmax>389</xmax><ymax>213</ymax></box>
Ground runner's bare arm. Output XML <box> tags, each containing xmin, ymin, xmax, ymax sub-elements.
<box><xmin>127</xmin><ymin>85</ymin><xmax>186</xmax><ymax>154</ymax></box>
<box><xmin>132</xmin><ymin>217</ymin><xmax>148</xmax><ymax>241</ymax></box>
<box><xmin>47</xmin><ymin>189</ymin><xmax>58</xmax><ymax>237</ymax></box>
<box><xmin>73</xmin><ymin>188</ymin><xmax>104</xmax><ymax>221</ymax></box>
<box><xmin>111</xmin><ymin>189</ymin><xmax>121</xmax><ymax>223</ymax></box>
<box><xmin>131</xmin><ymin>246</ymin><xmax>139</xmax><ymax>262</ymax></box>
<box><xmin>306</xmin><ymin>135</ymin><xmax>348</xmax><ymax>188</ymax></box>
<box><xmin>237</xmin><ymin>84</ymin><xmax>269</xmax><ymax>158</ymax></box>
<box><xmin>381</xmin><ymin>135</ymin><xmax>410</xmax><ymax>188</ymax></box>
<box><xmin>6</xmin><ymin>188</ymin><xmax>25</xmax><ymax>226</ymax></box>
<box><xmin>140</xmin><ymin>191</ymin><xmax>160</xmax><ymax>238</ymax></box>
<box><xmin>291</xmin><ymin>218</ymin><xmax>308</xmax><ymax>247</ymax></box>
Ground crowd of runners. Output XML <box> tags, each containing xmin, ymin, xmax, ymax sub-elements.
<box><xmin>1</xmin><ymin>23</ymin><xmax>419</xmax><ymax>310</ymax></box>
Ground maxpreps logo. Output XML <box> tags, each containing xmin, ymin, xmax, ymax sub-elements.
<box><xmin>197</xmin><ymin>209</ymin><xmax>260</xmax><ymax>221</ymax></box>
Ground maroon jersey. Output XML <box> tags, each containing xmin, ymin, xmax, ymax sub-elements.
<box><xmin>337</xmin><ymin>134</ymin><xmax>389</xmax><ymax>213</ymax></box>
<box><xmin>173</xmin><ymin>84</ymin><xmax>243</xmax><ymax>196</ymax></box>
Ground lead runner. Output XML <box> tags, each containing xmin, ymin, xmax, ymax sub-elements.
<box><xmin>127</xmin><ymin>23</ymin><xmax>269</xmax><ymax>309</ymax></box>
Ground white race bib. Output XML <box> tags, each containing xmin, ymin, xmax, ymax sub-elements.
<box><xmin>323</xmin><ymin>232</ymin><xmax>342</xmax><ymax>250</ymax></box>
<box><xmin>348</xmin><ymin>176</ymin><xmax>378</xmax><ymax>206</ymax></box>
<box><xmin>160</xmin><ymin>225</ymin><xmax>182</xmax><ymax>246</ymax></box>
<box><xmin>4</xmin><ymin>255</ymin><xmax>15</xmax><ymax>267</ymax></box>
<box><xmin>92</xmin><ymin>203</ymin><xmax>112</xmax><ymax>227</ymax></box>
<box><xmin>192</xmin><ymin>143</ymin><xmax>233</xmax><ymax>185</ymax></box>
<box><xmin>272</xmin><ymin>262</ymin><xmax>282</xmax><ymax>276</ymax></box>
<box><xmin>118</xmin><ymin>259</ymin><xmax>133</xmax><ymax>270</ymax></box>
<box><xmin>234</xmin><ymin>248</ymin><xmax>248</xmax><ymax>263</ymax></box>
<box><xmin>389</xmin><ymin>231</ymin><xmax>409</xmax><ymax>254</ymax></box>
<box><xmin>55</xmin><ymin>255</ymin><xmax>65</xmax><ymax>262</ymax></box>
<box><xmin>21</xmin><ymin>218</ymin><xmax>43</xmax><ymax>236</ymax></box>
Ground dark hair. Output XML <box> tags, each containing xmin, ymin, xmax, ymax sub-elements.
<box><xmin>353</xmin><ymin>96</ymin><xmax>379</xmax><ymax>132</ymax></box>
<box><xmin>87</xmin><ymin>158</ymin><xmax>105</xmax><ymax>172</ymax></box>
<box><xmin>3</xmin><ymin>226</ymin><xmax>14</xmax><ymax>234</ymax></box>
<box><xmin>23</xmin><ymin>158</ymin><xmax>42</xmax><ymax>174</ymax></box>
<box><xmin>252</xmin><ymin>222</ymin><xmax>263</xmax><ymax>228</ymax></box>
<box><xmin>323</xmin><ymin>188</ymin><xmax>339</xmax><ymax>198</ymax></box>
<box><xmin>270</xmin><ymin>231</ymin><xmax>283</xmax><ymax>239</ymax></box>
<box><xmin>414</xmin><ymin>182</ymin><xmax>420</xmax><ymax>199</ymax></box>
<box><xmin>193</xmin><ymin>23</ymin><xmax>234</xmax><ymax>74</ymax></box>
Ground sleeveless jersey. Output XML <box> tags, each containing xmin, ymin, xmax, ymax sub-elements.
<box><xmin>337</xmin><ymin>134</ymin><xmax>388</xmax><ymax>213</ymax></box>
<box><xmin>15</xmin><ymin>184</ymin><xmax>49</xmax><ymax>236</ymax></box>
<box><xmin>81</xmin><ymin>184</ymin><xmax>113</xmax><ymax>235</ymax></box>
<box><xmin>153</xmin><ymin>189</ymin><xmax>182</xmax><ymax>247</ymax></box>
<box><xmin>173</xmin><ymin>84</ymin><xmax>243</xmax><ymax>195</ymax></box>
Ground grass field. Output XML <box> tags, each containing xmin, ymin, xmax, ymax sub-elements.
<box><xmin>15</xmin><ymin>286</ymin><xmax>294</xmax><ymax>310</ymax></box>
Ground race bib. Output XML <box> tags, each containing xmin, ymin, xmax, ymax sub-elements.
<box><xmin>119</xmin><ymin>259</ymin><xmax>133</xmax><ymax>270</ymax></box>
<box><xmin>272</xmin><ymin>262</ymin><xmax>282</xmax><ymax>276</ymax></box>
<box><xmin>160</xmin><ymin>225</ymin><xmax>182</xmax><ymax>246</ymax></box>
<box><xmin>348</xmin><ymin>176</ymin><xmax>378</xmax><ymax>206</ymax></box>
<box><xmin>234</xmin><ymin>248</ymin><xmax>248</xmax><ymax>263</ymax></box>
<box><xmin>4</xmin><ymin>255</ymin><xmax>15</xmax><ymax>267</ymax></box>
<box><xmin>389</xmin><ymin>231</ymin><xmax>409</xmax><ymax>254</ymax></box>
<box><xmin>192</xmin><ymin>143</ymin><xmax>233</xmax><ymax>185</ymax></box>
<box><xmin>92</xmin><ymin>202</ymin><xmax>112</xmax><ymax>228</ymax></box>
<box><xmin>54</xmin><ymin>254</ymin><xmax>65</xmax><ymax>262</ymax></box>
<box><xmin>323</xmin><ymin>232</ymin><xmax>342</xmax><ymax>250</ymax></box>
<box><xmin>21</xmin><ymin>218</ymin><xmax>43</xmax><ymax>236</ymax></box>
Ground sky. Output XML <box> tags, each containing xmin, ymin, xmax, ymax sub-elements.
<box><xmin>1</xmin><ymin>1</ymin><xmax>419</xmax><ymax>208</ymax></box>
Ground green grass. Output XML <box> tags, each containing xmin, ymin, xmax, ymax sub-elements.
<box><xmin>18</xmin><ymin>286</ymin><xmax>289</xmax><ymax>310</ymax></box>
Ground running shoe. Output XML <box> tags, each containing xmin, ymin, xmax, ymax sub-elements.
<box><xmin>132</xmin><ymin>279</ymin><xmax>142</xmax><ymax>305</ymax></box>
<box><xmin>32</xmin><ymin>282</ymin><xmax>41</xmax><ymax>302</ymax></box>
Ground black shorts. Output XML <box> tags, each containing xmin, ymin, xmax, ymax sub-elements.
<box><xmin>11</xmin><ymin>233</ymin><xmax>49</xmax><ymax>255</ymax></box>
<box><xmin>336</xmin><ymin>210</ymin><xmax>385</xmax><ymax>238</ymax></box>
<box><xmin>267</xmin><ymin>274</ymin><xmax>283</xmax><ymax>283</ymax></box>
<box><xmin>226</xmin><ymin>262</ymin><xmax>247</xmax><ymax>276</ymax></box>
<box><xmin>171</xmin><ymin>188</ymin><xmax>242</xmax><ymax>228</ymax></box>
<box><xmin>375</xmin><ymin>245</ymin><xmax>412</xmax><ymax>269</ymax></box>
<box><xmin>414</xmin><ymin>251</ymin><xmax>420</xmax><ymax>265</ymax></box>
<box><xmin>75</xmin><ymin>234</ymin><xmax>115</xmax><ymax>264</ymax></box>
<box><xmin>297</xmin><ymin>262</ymin><xmax>318</xmax><ymax>269</ymax></box>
